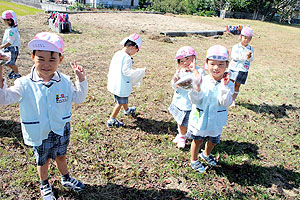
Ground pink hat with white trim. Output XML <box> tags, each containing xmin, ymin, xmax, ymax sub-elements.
<box><xmin>1</xmin><ymin>10</ymin><xmax>18</xmax><ymax>25</ymax></box>
<box><xmin>206</xmin><ymin>45</ymin><xmax>229</xmax><ymax>61</ymax></box>
<box><xmin>120</xmin><ymin>33</ymin><xmax>142</xmax><ymax>49</ymax></box>
<box><xmin>174</xmin><ymin>46</ymin><xmax>197</xmax><ymax>60</ymax></box>
<box><xmin>241</xmin><ymin>25</ymin><xmax>253</xmax><ymax>37</ymax></box>
<box><xmin>28</xmin><ymin>32</ymin><xmax>65</xmax><ymax>54</ymax></box>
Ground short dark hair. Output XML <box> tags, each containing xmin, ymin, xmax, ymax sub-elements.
<box><xmin>124</xmin><ymin>39</ymin><xmax>138</xmax><ymax>49</ymax></box>
<box><xmin>32</xmin><ymin>50</ymin><xmax>62</xmax><ymax>57</ymax></box>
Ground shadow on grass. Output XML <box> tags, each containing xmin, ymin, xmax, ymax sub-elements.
<box><xmin>0</xmin><ymin>119</ymin><xmax>22</xmax><ymax>138</ymax></box>
<box><xmin>215</xmin><ymin>140</ymin><xmax>259</xmax><ymax>159</ymax></box>
<box><xmin>238</xmin><ymin>102</ymin><xmax>299</xmax><ymax>118</ymax></box>
<box><xmin>59</xmin><ymin>183</ymin><xmax>192</xmax><ymax>200</ymax></box>
<box><xmin>215</xmin><ymin>162</ymin><xmax>300</xmax><ymax>190</ymax></box>
<box><xmin>129</xmin><ymin>116</ymin><xmax>177</xmax><ymax>135</ymax></box>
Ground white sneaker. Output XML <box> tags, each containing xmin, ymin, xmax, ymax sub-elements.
<box><xmin>40</xmin><ymin>184</ymin><xmax>56</xmax><ymax>200</ymax></box>
<box><xmin>61</xmin><ymin>176</ymin><xmax>85</xmax><ymax>191</ymax></box>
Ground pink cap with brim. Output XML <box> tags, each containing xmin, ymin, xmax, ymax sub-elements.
<box><xmin>120</xmin><ymin>33</ymin><xmax>142</xmax><ymax>49</ymax></box>
<box><xmin>1</xmin><ymin>10</ymin><xmax>18</xmax><ymax>25</ymax></box>
<box><xmin>206</xmin><ymin>45</ymin><xmax>229</xmax><ymax>61</ymax></box>
<box><xmin>175</xmin><ymin>46</ymin><xmax>197</xmax><ymax>60</ymax></box>
<box><xmin>241</xmin><ymin>25</ymin><xmax>253</xmax><ymax>37</ymax></box>
<box><xmin>28</xmin><ymin>32</ymin><xmax>65</xmax><ymax>54</ymax></box>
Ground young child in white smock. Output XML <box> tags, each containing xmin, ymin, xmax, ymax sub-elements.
<box><xmin>107</xmin><ymin>34</ymin><xmax>146</xmax><ymax>128</ymax></box>
<box><xmin>0</xmin><ymin>32</ymin><xmax>88</xmax><ymax>199</ymax></box>
<box><xmin>169</xmin><ymin>46</ymin><xmax>205</xmax><ymax>148</ymax></box>
<box><xmin>228</xmin><ymin>25</ymin><xmax>254</xmax><ymax>107</ymax></box>
<box><xmin>188</xmin><ymin>45</ymin><xmax>234</xmax><ymax>173</ymax></box>
<box><xmin>0</xmin><ymin>10</ymin><xmax>21</xmax><ymax>79</ymax></box>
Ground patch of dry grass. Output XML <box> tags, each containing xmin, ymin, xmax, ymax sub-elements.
<box><xmin>0</xmin><ymin>13</ymin><xmax>299</xmax><ymax>199</ymax></box>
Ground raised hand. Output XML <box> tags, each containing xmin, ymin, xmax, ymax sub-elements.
<box><xmin>70</xmin><ymin>60</ymin><xmax>85</xmax><ymax>82</ymax></box>
<box><xmin>222</xmin><ymin>72</ymin><xmax>230</xmax><ymax>85</ymax></box>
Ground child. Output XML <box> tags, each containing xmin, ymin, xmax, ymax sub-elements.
<box><xmin>0</xmin><ymin>32</ymin><xmax>88</xmax><ymax>200</ymax></box>
<box><xmin>107</xmin><ymin>33</ymin><xmax>146</xmax><ymax>128</ymax></box>
<box><xmin>228</xmin><ymin>25</ymin><xmax>254</xmax><ymax>107</ymax></box>
<box><xmin>0</xmin><ymin>10</ymin><xmax>21</xmax><ymax>79</ymax></box>
<box><xmin>169</xmin><ymin>46</ymin><xmax>205</xmax><ymax>148</ymax></box>
<box><xmin>188</xmin><ymin>45</ymin><xmax>234</xmax><ymax>173</ymax></box>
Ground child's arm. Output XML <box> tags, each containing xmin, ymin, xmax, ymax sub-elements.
<box><xmin>218</xmin><ymin>75</ymin><xmax>234</xmax><ymax>107</ymax></box>
<box><xmin>122</xmin><ymin>58</ymin><xmax>146</xmax><ymax>84</ymax></box>
<box><xmin>70</xmin><ymin>61</ymin><xmax>88</xmax><ymax>104</ymax></box>
<box><xmin>0</xmin><ymin>75</ymin><xmax>22</xmax><ymax>105</ymax></box>
<box><xmin>0</xmin><ymin>42</ymin><xmax>12</xmax><ymax>49</ymax></box>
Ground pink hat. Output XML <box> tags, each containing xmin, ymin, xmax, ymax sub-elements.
<box><xmin>120</xmin><ymin>33</ymin><xmax>142</xmax><ymax>49</ymax></box>
<box><xmin>28</xmin><ymin>32</ymin><xmax>65</xmax><ymax>54</ymax></box>
<box><xmin>241</xmin><ymin>25</ymin><xmax>253</xmax><ymax>37</ymax></box>
<box><xmin>206</xmin><ymin>45</ymin><xmax>229</xmax><ymax>61</ymax></box>
<box><xmin>1</xmin><ymin>10</ymin><xmax>18</xmax><ymax>25</ymax></box>
<box><xmin>175</xmin><ymin>46</ymin><xmax>197</xmax><ymax>60</ymax></box>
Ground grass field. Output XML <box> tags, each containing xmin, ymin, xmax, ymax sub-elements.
<box><xmin>0</xmin><ymin>0</ymin><xmax>43</xmax><ymax>16</ymax></box>
<box><xmin>0</xmin><ymin>3</ymin><xmax>299</xmax><ymax>200</ymax></box>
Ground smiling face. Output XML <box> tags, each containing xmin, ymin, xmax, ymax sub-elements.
<box><xmin>178</xmin><ymin>55</ymin><xmax>194</xmax><ymax>71</ymax></box>
<box><xmin>31</xmin><ymin>50</ymin><xmax>64</xmax><ymax>82</ymax></box>
<box><xmin>206</xmin><ymin>59</ymin><xmax>228</xmax><ymax>81</ymax></box>
<box><xmin>241</xmin><ymin>35</ymin><xmax>252</xmax><ymax>47</ymax></box>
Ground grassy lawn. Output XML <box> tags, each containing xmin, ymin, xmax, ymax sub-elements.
<box><xmin>0</xmin><ymin>11</ymin><xmax>299</xmax><ymax>199</ymax></box>
<box><xmin>0</xmin><ymin>0</ymin><xmax>43</xmax><ymax>16</ymax></box>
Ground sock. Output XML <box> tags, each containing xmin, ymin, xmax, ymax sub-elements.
<box><xmin>62</xmin><ymin>173</ymin><xmax>70</xmax><ymax>181</ymax></box>
<box><xmin>41</xmin><ymin>179</ymin><xmax>49</xmax><ymax>186</ymax></box>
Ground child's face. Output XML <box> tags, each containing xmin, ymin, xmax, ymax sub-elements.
<box><xmin>31</xmin><ymin>50</ymin><xmax>64</xmax><ymax>81</ymax></box>
<box><xmin>129</xmin><ymin>46</ymin><xmax>139</xmax><ymax>56</ymax></box>
<box><xmin>178</xmin><ymin>56</ymin><xmax>194</xmax><ymax>71</ymax></box>
<box><xmin>241</xmin><ymin>35</ymin><xmax>252</xmax><ymax>46</ymax></box>
<box><xmin>3</xmin><ymin>19</ymin><xmax>10</xmax><ymax>26</ymax></box>
<box><xmin>206</xmin><ymin>59</ymin><xmax>228</xmax><ymax>81</ymax></box>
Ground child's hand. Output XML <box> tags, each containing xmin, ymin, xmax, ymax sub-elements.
<box><xmin>222</xmin><ymin>72</ymin><xmax>230</xmax><ymax>85</ymax></box>
<box><xmin>189</xmin><ymin>57</ymin><xmax>197</xmax><ymax>72</ymax></box>
<box><xmin>247</xmin><ymin>51</ymin><xmax>252</xmax><ymax>59</ymax></box>
<box><xmin>70</xmin><ymin>60</ymin><xmax>85</xmax><ymax>82</ymax></box>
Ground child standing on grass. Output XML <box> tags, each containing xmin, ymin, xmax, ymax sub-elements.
<box><xmin>0</xmin><ymin>32</ymin><xmax>88</xmax><ymax>200</ymax></box>
<box><xmin>107</xmin><ymin>33</ymin><xmax>146</xmax><ymax>128</ymax></box>
<box><xmin>228</xmin><ymin>25</ymin><xmax>254</xmax><ymax>107</ymax></box>
<box><xmin>169</xmin><ymin>46</ymin><xmax>205</xmax><ymax>148</ymax></box>
<box><xmin>188</xmin><ymin>45</ymin><xmax>234</xmax><ymax>173</ymax></box>
<box><xmin>0</xmin><ymin>10</ymin><xmax>21</xmax><ymax>79</ymax></box>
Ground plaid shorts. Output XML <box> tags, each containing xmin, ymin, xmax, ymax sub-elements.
<box><xmin>4</xmin><ymin>46</ymin><xmax>19</xmax><ymax>66</ymax></box>
<box><xmin>229</xmin><ymin>69</ymin><xmax>248</xmax><ymax>84</ymax></box>
<box><xmin>114</xmin><ymin>95</ymin><xmax>128</xmax><ymax>104</ymax></box>
<box><xmin>168</xmin><ymin>103</ymin><xmax>191</xmax><ymax>127</ymax></box>
<box><xmin>189</xmin><ymin>133</ymin><xmax>221</xmax><ymax>144</ymax></box>
<box><xmin>33</xmin><ymin>122</ymin><xmax>70</xmax><ymax>166</ymax></box>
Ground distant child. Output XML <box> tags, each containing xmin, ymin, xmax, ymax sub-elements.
<box><xmin>0</xmin><ymin>10</ymin><xmax>21</xmax><ymax>79</ymax></box>
<box><xmin>0</xmin><ymin>32</ymin><xmax>88</xmax><ymax>200</ymax></box>
<box><xmin>107</xmin><ymin>33</ymin><xmax>146</xmax><ymax>128</ymax></box>
<box><xmin>228</xmin><ymin>25</ymin><xmax>254</xmax><ymax>107</ymax></box>
<box><xmin>188</xmin><ymin>45</ymin><xmax>234</xmax><ymax>173</ymax></box>
<box><xmin>169</xmin><ymin>46</ymin><xmax>205</xmax><ymax>148</ymax></box>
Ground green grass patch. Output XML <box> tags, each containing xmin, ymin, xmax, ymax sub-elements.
<box><xmin>0</xmin><ymin>0</ymin><xmax>43</xmax><ymax>16</ymax></box>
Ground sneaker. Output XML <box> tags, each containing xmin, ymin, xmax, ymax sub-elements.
<box><xmin>8</xmin><ymin>70</ymin><xmax>15</xmax><ymax>79</ymax></box>
<box><xmin>107</xmin><ymin>118</ymin><xmax>124</xmax><ymax>128</ymax></box>
<box><xmin>172</xmin><ymin>134</ymin><xmax>186</xmax><ymax>148</ymax></box>
<box><xmin>40</xmin><ymin>184</ymin><xmax>56</xmax><ymax>200</ymax></box>
<box><xmin>13</xmin><ymin>73</ymin><xmax>21</xmax><ymax>79</ymax></box>
<box><xmin>124</xmin><ymin>106</ymin><xmax>136</xmax><ymax>116</ymax></box>
<box><xmin>61</xmin><ymin>176</ymin><xmax>85</xmax><ymax>191</ymax></box>
<box><xmin>200</xmin><ymin>152</ymin><xmax>217</xmax><ymax>166</ymax></box>
<box><xmin>190</xmin><ymin>160</ymin><xmax>206</xmax><ymax>173</ymax></box>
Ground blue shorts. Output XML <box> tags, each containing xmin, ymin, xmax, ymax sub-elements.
<box><xmin>4</xmin><ymin>46</ymin><xmax>19</xmax><ymax>66</ymax></box>
<box><xmin>189</xmin><ymin>134</ymin><xmax>221</xmax><ymax>145</ymax></box>
<box><xmin>229</xmin><ymin>69</ymin><xmax>248</xmax><ymax>84</ymax></box>
<box><xmin>114</xmin><ymin>95</ymin><xmax>128</xmax><ymax>104</ymax></box>
<box><xmin>33</xmin><ymin>122</ymin><xmax>70</xmax><ymax>166</ymax></box>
